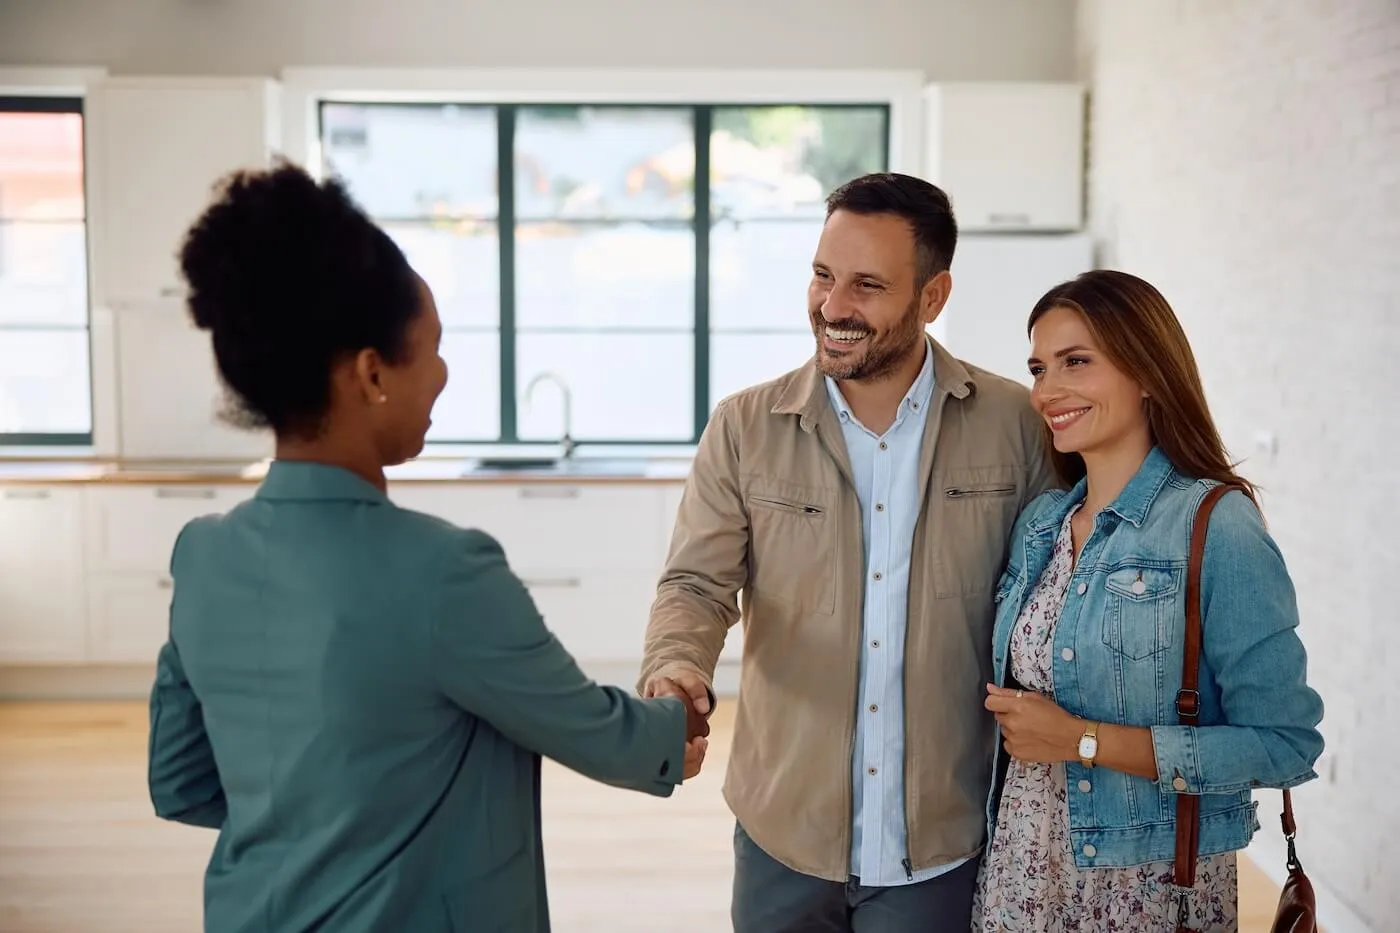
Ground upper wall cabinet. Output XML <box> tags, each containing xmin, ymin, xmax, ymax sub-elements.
<box><xmin>922</xmin><ymin>82</ymin><xmax>1085</xmax><ymax>232</ymax></box>
<box><xmin>86</xmin><ymin>77</ymin><xmax>281</xmax><ymax>307</ymax></box>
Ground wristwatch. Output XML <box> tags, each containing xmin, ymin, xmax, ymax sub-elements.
<box><xmin>1078</xmin><ymin>721</ymin><xmax>1100</xmax><ymax>768</ymax></box>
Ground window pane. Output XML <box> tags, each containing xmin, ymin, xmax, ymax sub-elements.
<box><xmin>320</xmin><ymin>103</ymin><xmax>497</xmax><ymax>219</ymax></box>
<box><xmin>517</xmin><ymin>333</ymin><xmax>693</xmax><ymax>441</ymax></box>
<box><xmin>0</xmin><ymin>220</ymin><xmax>88</xmax><ymax>327</ymax></box>
<box><xmin>428</xmin><ymin>331</ymin><xmax>500</xmax><ymax>441</ymax></box>
<box><xmin>709</xmin><ymin>332</ymin><xmax>815</xmax><ymax>411</ymax></box>
<box><xmin>710</xmin><ymin>217</ymin><xmax>821</xmax><ymax>331</ymax></box>
<box><xmin>516</xmin><ymin>221</ymin><xmax>692</xmax><ymax>330</ymax></box>
<box><xmin>0</xmin><ymin>328</ymin><xmax>91</xmax><ymax>434</ymax></box>
<box><xmin>382</xmin><ymin>221</ymin><xmax>498</xmax><ymax>330</ymax></box>
<box><xmin>0</xmin><ymin>110</ymin><xmax>85</xmax><ymax>221</ymax></box>
<box><xmin>515</xmin><ymin>107</ymin><xmax>693</xmax><ymax>221</ymax></box>
<box><xmin>710</xmin><ymin>106</ymin><xmax>887</xmax><ymax>221</ymax></box>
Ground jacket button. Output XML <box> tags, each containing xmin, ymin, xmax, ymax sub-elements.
<box><xmin>1173</xmin><ymin>776</ymin><xmax>1188</xmax><ymax>792</ymax></box>
<box><xmin>1078</xmin><ymin>780</ymin><xmax>1092</xmax><ymax>793</ymax></box>
<box><xmin>1061</xmin><ymin>648</ymin><xmax>1074</xmax><ymax>661</ymax></box>
<box><xmin>1083</xmin><ymin>844</ymin><xmax>1096</xmax><ymax>858</ymax></box>
<box><xmin>1077</xmin><ymin>582</ymin><xmax>1088</xmax><ymax>595</ymax></box>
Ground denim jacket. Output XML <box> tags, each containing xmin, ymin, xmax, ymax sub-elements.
<box><xmin>987</xmin><ymin>447</ymin><xmax>1324</xmax><ymax>869</ymax></box>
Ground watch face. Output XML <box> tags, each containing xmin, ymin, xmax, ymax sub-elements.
<box><xmin>1078</xmin><ymin>735</ymin><xmax>1098</xmax><ymax>759</ymax></box>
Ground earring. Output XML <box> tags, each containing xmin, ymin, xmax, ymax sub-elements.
<box><xmin>378</xmin><ymin>394</ymin><xmax>388</xmax><ymax>403</ymax></box>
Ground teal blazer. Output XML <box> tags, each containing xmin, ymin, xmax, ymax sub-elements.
<box><xmin>147</xmin><ymin>461</ymin><xmax>688</xmax><ymax>932</ymax></box>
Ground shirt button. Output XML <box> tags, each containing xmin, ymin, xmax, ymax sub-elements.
<box><xmin>871</xmin><ymin>640</ymin><xmax>880</xmax><ymax>648</ymax></box>
<box><xmin>873</xmin><ymin>571</ymin><xmax>883</xmax><ymax>581</ymax></box>
<box><xmin>868</xmin><ymin>767</ymin><xmax>877</xmax><ymax>775</ymax></box>
<box><xmin>879</xmin><ymin>441</ymin><xmax>888</xmax><ymax>450</ymax></box>
<box><xmin>1173</xmin><ymin>776</ymin><xmax>1189</xmax><ymax>792</ymax></box>
<box><xmin>1078</xmin><ymin>779</ymin><xmax>1092</xmax><ymax>793</ymax></box>
<box><xmin>1083</xmin><ymin>844</ymin><xmax>1097</xmax><ymax>858</ymax></box>
<box><xmin>1076</xmin><ymin>582</ymin><xmax>1088</xmax><ymax>595</ymax></box>
<box><xmin>876</xmin><ymin>502</ymin><xmax>885</xmax><ymax>512</ymax></box>
<box><xmin>1061</xmin><ymin>648</ymin><xmax>1074</xmax><ymax>661</ymax></box>
<box><xmin>869</xmin><ymin>704</ymin><xmax>878</xmax><ymax>713</ymax></box>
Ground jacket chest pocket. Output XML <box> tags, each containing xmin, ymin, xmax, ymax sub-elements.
<box><xmin>1100</xmin><ymin>566</ymin><xmax>1180</xmax><ymax>661</ymax></box>
<box><xmin>932</xmin><ymin>468</ymin><xmax>1023</xmax><ymax>598</ymax></box>
<box><xmin>745</xmin><ymin>484</ymin><xmax>836</xmax><ymax>615</ymax></box>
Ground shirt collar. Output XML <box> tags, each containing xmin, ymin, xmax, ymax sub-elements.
<box><xmin>824</xmin><ymin>333</ymin><xmax>937</xmax><ymax>425</ymax></box>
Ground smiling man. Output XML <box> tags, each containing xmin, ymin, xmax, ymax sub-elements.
<box><xmin>638</xmin><ymin>172</ymin><xmax>1061</xmax><ymax>932</ymax></box>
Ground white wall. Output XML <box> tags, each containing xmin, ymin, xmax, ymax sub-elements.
<box><xmin>0</xmin><ymin>0</ymin><xmax>1076</xmax><ymax>79</ymax></box>
<box><xmin>1077</xmin><ymin>1</ymin><xmax>1399</xmax><ymax>929</ymax></box>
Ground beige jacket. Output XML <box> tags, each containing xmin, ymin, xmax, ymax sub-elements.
<box><xmin>638</xmin><ymin>340</ymin><xmax>1060</xmax><ymax>881</ymax></box>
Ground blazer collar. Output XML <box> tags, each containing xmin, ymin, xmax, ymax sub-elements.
<box><xmin>255</xmin><ymin>460</ymin><xmax>390</xmax><ymax>504</ymax></box>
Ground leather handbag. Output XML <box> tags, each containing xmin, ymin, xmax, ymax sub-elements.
<box><xmin>1172</xmin><ymin>483</ymin><xmax>1317</xmax><ymax>933</ymax></box>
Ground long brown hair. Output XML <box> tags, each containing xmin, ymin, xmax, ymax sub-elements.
<box><xmin>1027</xmin><ymin>270</ymin><xmax>1257</xmax><ymax>504</ymax></box>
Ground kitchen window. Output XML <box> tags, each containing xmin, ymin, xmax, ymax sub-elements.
<box><xmin>318</xmin><ymin>100</ymin><xmax>889</xmax><ymax>445</ymax></box>
<box><xmin>0</xmin><ymin>96</ymin><xmax>91</xmax><ymax>446</ymax></box>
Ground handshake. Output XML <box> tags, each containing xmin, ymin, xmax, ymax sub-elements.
<box><xmin>644</xmin><ymin>670</ymin><xmax>712</xmax><ymax>780</ymax></box>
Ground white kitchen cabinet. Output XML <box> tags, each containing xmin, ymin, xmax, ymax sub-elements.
<box><xmin>0</xmin><ymin>486</ymin><xmax>89</xmax><ymax>662</ymax></box>
<box><xmin>923</xmin><ymin>82</ymin><xmax>1085</xmax><ymax>232</ymax></box>
<box><xmin>113</xmin><ymin>304</ymin><xmax>275</xmax><ymax>461</ymax></box>
<box><xmin>86</xmin><ymin>573</ymin><xmax>175</xmax><ymax>664</ymax></box>
<box><xmin>84</xmin><ymin>483</ymin><xmax>254</xmax><ymax>663</ymax></box>
<box><xmin>390</xmin><ymin>482</ymin><xmax>668</xmax><ymax>572</ymax></box>
<box><xmin>86</xmin><ymin>76</ymin><xmax>280</xmax><ymax>307</ymax></box>
<box><xmin>87</xmin><ymin>484</ymin><xmax>254</xmax><ymax>573</ymax></box>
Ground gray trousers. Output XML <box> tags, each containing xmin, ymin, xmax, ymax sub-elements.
<box><xmin>731</xmin><ymin>823</ymin><xmax>980</xmax><ymax>933</ymax></box>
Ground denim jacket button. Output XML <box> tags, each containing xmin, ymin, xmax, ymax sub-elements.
<box><xmin>1078</xmin><ymin>779</ymin><xmax>1091</xmax><ymax>793</ymax></box>
<box><xmin>1061</xmin><ymin>648</ymin><xmax>1074</xmax><ymax>662</ymax></box>
<box><xmin>1172</xmin><ymin>776</ymin><xmax>1188</xmax><ymax>792</ymax></box>
<box><xmin>1083</xmin><ymin>844</ymin><xmax>1097</xmax><ymax>858</ymax></box>
<box><xmin>1076</xmin><ymin>582</ymin><xmax>1088</xmax><ymax>595</ymax></box>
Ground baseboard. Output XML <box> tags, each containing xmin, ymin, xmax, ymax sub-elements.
<box><xmin>1246</xmin><ymin>823</ymin><xmax>1375</xmax><ymax>933</ymax></box>
<box><xmin>0</xmin><ymin>664</ymin><xmax>156</xmax><ymax>700</ymax></box>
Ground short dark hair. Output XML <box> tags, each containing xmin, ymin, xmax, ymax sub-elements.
<box><xmin>179</xmin><ymin>160</ymin><xmax>420</xmax><ymax>438</ymax></box>
<box><xmin>825</xmin><ymin>172</ymin><xmax>957</xmax><ymax>288</ymax></box>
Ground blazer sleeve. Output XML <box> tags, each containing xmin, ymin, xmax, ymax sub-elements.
<box><xmin>1149</xmin><ymin>489</ymin><xmax>1326</xmax><ymax>795</ymax></box>
<box><xmin>430</xmin><ymin>528</ymin><xmax>688</xmax><ymax>797</ymax></box>
<box><xmin>148</xmin><ymin>526</ymin><xmax>227</xmax><ymax>829</ymax></box>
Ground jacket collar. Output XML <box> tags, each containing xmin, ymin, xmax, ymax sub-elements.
<box><xmin>255</xmin><ymin>459</ymin><xmax>390</xmax><ymax>504</ymax></box>
<box><xmin>772</xmin><ymin>335</ymin><xmax>974</xmax><ymax>432</ymax></box>
<box><xmin>1028</xmin><ymin>446</ymin><xmax>1177</xmax><ymax>534</ymax></box>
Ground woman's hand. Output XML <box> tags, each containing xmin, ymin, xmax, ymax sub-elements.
<box><xmin>985</xmin><ymin>683</ymin><xmax>1083</xmax><ymax>764</ymax></box>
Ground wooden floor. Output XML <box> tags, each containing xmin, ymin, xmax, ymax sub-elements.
<box><xmin>0</xmin><ymin>700</ymin><xmax>1292</xmax><ymax>932</ymax></box>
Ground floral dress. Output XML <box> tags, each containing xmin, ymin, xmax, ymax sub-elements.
<box><xmin>973</xmin><ymin>507</ymin><xmax>1237</xmax><ymax>932</ymax></box>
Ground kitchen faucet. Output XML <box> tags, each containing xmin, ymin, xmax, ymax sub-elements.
<box><xmin>523</xmin><ymin>371</ymin><xmax>576</xmax><ymax>460</ymax></box>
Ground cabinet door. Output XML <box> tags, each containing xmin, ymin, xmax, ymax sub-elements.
<box><xmin>87</xmin><ymin>573</ymin><xmax>173</xmax><ymax>664</ymax></box>
<box><xmin>924</xmin><ymin>82</ymin><xmax>1084</xmax><ymax>232</ymax></box>
<box><xmin>87</xmin><ymin>77</ymin><xmax>279</xmax><ymax>305</ymax></box>
<box><xmin>390</xmin><ymin>483</ymin><xmax>668</xmax><ymax>573</ymax></box>
<box><xmin>89</xmin><ymin>484</ymin><xmax>254</xmax><ymax>573</ymax></box>
<box><xmin>0</xmin><ymin>486</ymin><xmax>88</xmax><ymax>662</ymax></box>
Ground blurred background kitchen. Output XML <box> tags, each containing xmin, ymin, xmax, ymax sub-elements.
<box><xmin>0</xmin><ymin>0</ymin><xmax>1395</xmax><ymax>930</ymax></box>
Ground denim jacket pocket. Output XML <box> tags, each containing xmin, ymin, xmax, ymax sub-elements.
<box><xmin>1100</xmin><ymin>566</ymin><xmax>1180</xmax><ymax>661</ymax></box>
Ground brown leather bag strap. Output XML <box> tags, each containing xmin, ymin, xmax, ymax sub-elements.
<box><xmin>1173</xmin><ymin>483</ymin><xmax>1235</xmax><ymax>892</ymax></box>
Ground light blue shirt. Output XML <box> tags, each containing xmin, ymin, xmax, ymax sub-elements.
<box><xmin>825</xmin><ymin>336</ymin><xmax>969</xmax><ymax>886</ymax></box>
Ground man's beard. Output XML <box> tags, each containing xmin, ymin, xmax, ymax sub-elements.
<box><xmin>812</xmin><ymin>297</ymin><xmax>926</xmax><ymax>382</ymax></box>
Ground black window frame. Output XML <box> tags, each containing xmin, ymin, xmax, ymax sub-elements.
<box><xmin>0</xmin><ymin>94</ymin><xmax>92</xmax><ymax>447</ymax></box>
<box><xmin>318</xmin><ymin>99</ymin><xmax>891</xmax><ymax>447</ymax></box>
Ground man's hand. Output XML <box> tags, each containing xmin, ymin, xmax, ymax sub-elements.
<box><xmin>683</xmin><ymin>737</ymin><xmax>708</xmax><ymax>779</ymax></box>
<box><xmin>648</xmin><ymin>674</ymin><xmax>711</xmax><ymax>743</ymax></box>
<box><xmin>645</xmin><ymin>671</ymin><xmax>712</xmax><ymax>717</ymax></box>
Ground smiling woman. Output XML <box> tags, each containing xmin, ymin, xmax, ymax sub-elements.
<box><xmin>974</xmin><ymin>269</ymin><xmax>1323</xmax><ymax>933</ymax></box>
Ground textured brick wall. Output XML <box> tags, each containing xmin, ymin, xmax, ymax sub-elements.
<box><xmin>1077</xmin><ymin>2</ymin><xmax>1400</xmax><ymax>928</ymax></box>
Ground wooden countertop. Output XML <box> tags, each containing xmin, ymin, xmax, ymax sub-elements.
<box><xmin>0</xmin><ymin>457</ymin><xmax>692</xmax><ymax>486</ymax></box>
